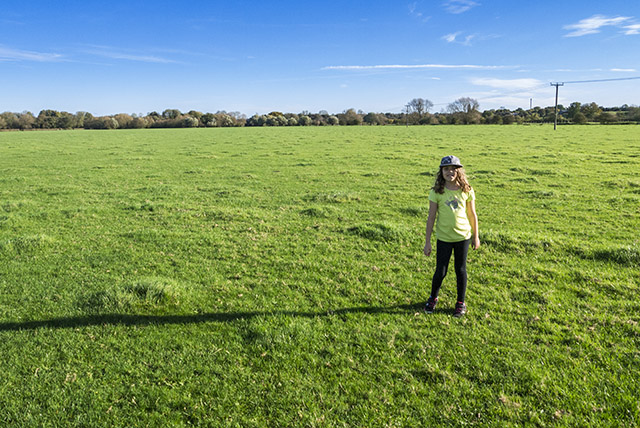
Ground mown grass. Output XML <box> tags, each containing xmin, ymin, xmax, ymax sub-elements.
<box><xmin>0</xmin><ymin>125</ymin><xmax>638</xmax><ymax>426</ymax></box>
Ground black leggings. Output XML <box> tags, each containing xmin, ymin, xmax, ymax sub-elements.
<box><xmin>430</xmin><ymin>239</ymin><xmax>471</xmax><ymax>302</ymax></box>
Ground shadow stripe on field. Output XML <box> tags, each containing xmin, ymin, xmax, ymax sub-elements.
<box><xmin>0</xmin><ymin>303</ymin><xmax>424</xmax><ymax>331</ymax></box>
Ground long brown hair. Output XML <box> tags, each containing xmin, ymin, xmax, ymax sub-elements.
<box><xmin>432</xmin><ymin>167</ymin><xmax>472</xmax><ymax>194</ymax></box>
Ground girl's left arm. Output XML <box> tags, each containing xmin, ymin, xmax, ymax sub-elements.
<box><xmin>466</xmin><ymin>199</ymin><xmax>480</xmax><ymax>250</ymax></box>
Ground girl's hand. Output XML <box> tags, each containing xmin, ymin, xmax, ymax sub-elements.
<box><xmin>424</xmin><ymin>242</ymin><xmax>432</xmax><ymax>256</ymax></box>
<box><xmin>472</xmin><ymin>236</ymin><xmax>481</xmax><ymax>250</ymax></box>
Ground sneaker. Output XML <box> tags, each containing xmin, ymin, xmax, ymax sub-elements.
<box><xmin>424</xmin><ymin>296</ymin><xmax>438</xmax><ymax>313</ymax></box>
<box><xmin>453</xmin><ymin>301</ymin><xmax>467</xmax><ymax>318</ymax></box>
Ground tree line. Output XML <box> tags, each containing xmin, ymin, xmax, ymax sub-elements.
<box><xmin>1</xmin><ymin>98</ymin><xmax>639</xmax><ymax>131</ymax></box>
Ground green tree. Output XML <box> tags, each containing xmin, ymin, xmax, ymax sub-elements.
<box><xmin>58</xmin><ymin>112</ymin><xmax>74</xmax><ymax>129</ymax></box>
<box><xmin>181</xmin><ymin>116</ymin><xmax>199</xmax><ymax>127</ymax></box>
<box><xmin>130</xmin><ymin>117</ymin><xmax>149</xmax><ymax>128</ymax></box>
<box><xmin>581</xmin><ymin>102</ymin><xmax>602</xmax><ymax>120</ymax></box>
<box><xmin>74</xmin><ymin>112</ymin><xmax>92</xmax><ymax>128</ymax></box>
<box><xmin>338</xmin><ymin>109</ymin><xmax>363</xmax><ymax>126</ymax></box>
<box><xmin>187</xmin><ymin>110</ymin><xmax>203</xmax><ymax>124</ymax></box>
<box><xmin>265</xmin><ymin>115</ymin><xmax>280</xmax><ymax>126</ymax></box>
<box><xmin>627</xmin><ymin>107</ymin><xmax>640</xmax><ymax>122</ymax></box>
<box><xmin>218</xmin><ymin>113</ymin><xmax>235</xmax><ymax>127</ymax></box>
<box><xmin>363</xmin><ymin>112</ymin><xmax>378</xmax><ymax>125</ymax></box>
<box><xmin>113</xmin><ymin>113</ymin><xmax>133</xmax><ymax>129</ymax></box>
<box><xmin>1</xmin><ymin>112</ymin><xmax>18</xmax><ymax>129</ymax></box>
<box><xmin>36</xmin><ymin>109</ymin><xmax>61</xmax><ymax>129</ymax></box>
<box><xmin>298</xmin><ymin>115</ymin><xmax>312</xmax><ymax>126</ymax></box>
<box><xmin>162</xmin><ymin>109</ymin><xmax>181</xmax><ymax>120</ymax></box>
<box><xmin>596</xmin><ymin>112</ymin><xmax>617</xmax><ymax>124</ymax></box>
<box><xmin>17</xmin><ymin>112</ymin><xmax>36</xmax><ymax>130</ymax></box>
<box><xmin>572</xmin><ymin>112</ymin><xmax>587</xmax><ymax>124</ymax></box>
<box><xmin>201</xmin><ymin>113</ymin><xmax>217</xmax><ymax>127</ymax></box>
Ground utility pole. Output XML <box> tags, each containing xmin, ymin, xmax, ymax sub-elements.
<box><xmin>405</xmin><ymin>104</ymin><xmax>410</xmax><ymax>128</ymax></box>
<box><xmin>550</xmin><ymin>82</ymin><xmax>564</xmax><ymax>130</ymax></box>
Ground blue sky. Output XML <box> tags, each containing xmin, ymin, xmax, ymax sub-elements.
<box><xmin>1</xmin><ymin>1</ymin><xmax>639</xmax><ymax>116</ymax></box>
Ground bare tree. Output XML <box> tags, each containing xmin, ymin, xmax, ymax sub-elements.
<box><xmin>447</xmin><ymin>97</ymin><xmax>481</xmax><ymax>124</ymax></box>
<box><xmin>447</xmin><ymin>97</ymin><xmax>479</xmax><ymax>114</ymax></box>
<box><xmin>408</xmin><ymin>98</ymin><xmax>434</xmax><ymax>117</ymax></box>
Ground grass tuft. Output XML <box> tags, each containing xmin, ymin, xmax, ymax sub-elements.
<box><xmin>0</xmin><ymin>234</ymin><xmax>54</xmax><ymax>254</ymax></box>
<box><xmin>481</xmin><ymin>230</ymin><xmax>554</xmax><ymax>254</ymax></box>
<box><xmin>304</xmin><ymin>192</ymin><xmax>360</xmax><ymax>203</ymax></box>
<box><xmin>591</xmin><ymin>244</ymin><xmax>640</xmax><ymax>266</ymax></box>
<box><xmin>347</xmin><ymin>222</ymin><xmax>408</xmax><ymax>242</ymax></box>
<box><xmin>2</xmin><ymin>200</ymin><xmax>34</xmax><ymax>213</ymax></box>
<box><xmin>300</xmin><ymin>207</ymin><xmax>329</xmax><ymax>218</ymax></box>
<box><xmin>399</xmin><ymin>206</ymin><xmax>427</xmax><ymax>216</ymax></box>
<box><xmin>124</xmin><ymin>201</ymin><xmax>158</xmax><ymax>212</ymax></box>
<box><xmin>81</xmin><ymin>277</ymin><xmax>190</xmax><ymax>313</ymax></box>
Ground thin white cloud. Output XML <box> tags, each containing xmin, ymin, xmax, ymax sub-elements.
<box><xmin>85</xmin><ymin>49</ymin><xmax>176</xmax><ymax>64</ymax></box>
<box><xmin>77</xmin><ymin>45</ymin><xmax>177</xmax><ymax>63</ymax></box>
<box><xmin>460</xmin><ymin>34</ymin><xmax>476</xmax><ymax>46</ymax></box>
<box><xmin>471</xmin><ymin>77</ymin><xmax>544</xmax><ymax>90</ymax></box>
<box><xmin>443</xmin><ymin>0</ymin><xmax>479</xmax><ymax>14</ymax></box>
<box><xmin>623</xmin><ymin>23</ymin><xmax>640</xmax><ymax>35</ymax></box>
<box><xmin>443</xmin><ymin>32</ymin><xmax>460</xmax><ymax>43</ymax></box>
<box><xmin>611</xmin><ymin>68</ymin><xmax>637</xmax><ymax>72</ymax></box>
<box><xmin>0</xmin><ymin>46</ymin><xmax>63</xmax><ymax>62</ymax></box>
<box><xmin>563</xmin><ymin>15</ymin><xmax>633</xmax><ymax>37</ymax></box>
<box><xmin>323</xmin><ymin>63</ymin><xmax>513</xmax><ymax>70</ymax></box>
<box><xmin>542</xmin><ymin>68</ymin><xmax>604</xmax><ymax>73</ymax></box>
<box><xmin>408</xmin><ymin>2</ymin><xmax>431</xmax><ymax>22</ymax></box>
<box><xmin>443</xmin><ymin>31</ymin><xmax>498</xmax><ymax>46</ymax></box>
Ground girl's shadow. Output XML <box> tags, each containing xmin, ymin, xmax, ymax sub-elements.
<box><xmin>0</xmin><ymin>303</ymin><xmax>428</xmax><ymax>332</ymax></box>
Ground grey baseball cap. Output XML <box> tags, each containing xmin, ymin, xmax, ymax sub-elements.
<box><xmin>440</xmin><ymin>155</ymin><xmax>463</xmax><ymax>168</ymax></box>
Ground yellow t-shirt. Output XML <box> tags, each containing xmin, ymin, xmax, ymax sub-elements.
<box><xmin>428</xmin><ymin>187</ymin><xmax>475</xmax><ymax>242</ymax></box>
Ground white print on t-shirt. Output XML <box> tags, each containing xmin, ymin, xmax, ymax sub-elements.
<box><xmin>445</xmin><ymin>196</ymin><xmax>461</xmax><ymax>210</ymax></box>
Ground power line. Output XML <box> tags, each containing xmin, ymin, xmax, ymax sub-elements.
<box><xmin>475</xmin><ymin>83</ymin><xmax>550</xmax><ymax>103</ymax></box>
<box><xmin>562</xmin><ymin>76</ymin><xmax>640</xmax><ymax>84</ymax></box>
<box><xmin>388</xmin><ymin>75</ymin><xmax>640</xmax><ymax>113</ymax></box>
<box><xmin>547</xmin><ymin>77</ymin><xmax>640</xmax><ymax>130</ymax></box>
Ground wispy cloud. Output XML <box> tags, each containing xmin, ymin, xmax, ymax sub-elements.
<box><xmin>81</xmin><ymin>45</ymin><xmax>177</xmax><ymax>63</ymax></box>
<box><xmin>443</xmin><ymin>32</ymin><xmax>460</xmax><ymax>43</ymax></box>
<box><xmin>542</xmin><ymin>68</ymin><xmax>604</xmax><ymax>73</ymax></box>
<box><xmin>563</xmin><ymin>15</ymin><xmax>634</xmax><ymax>37</ymax></box>
<box><xmin>611</xmin><ymin>68</ymin><xmax>637</xmax><ymax>72</ymax></box>
<box><xmin>623</xmin><ymin>23</ymin><xmax>640</xmax><ymax>35</ymax></box>
<box><xmin>443</xmin><ymin>0</ymin><xmax>479</xmax><ymax>14</ymax></box>
<box><xmin>0</xmin><ymin>19</ymin><xmax>25</xmax><ymax>26</ymax></box>
<box><xmin>0</xmin><ymin>46</ymin><xmax>63</xmax><ymax>62</ymax></box>
<box><xmin>442</xmin><ymin>32</ymin><xmax>476</xmax><ymax>46</ymax></box>
<box><xmin>470</xmin><ymin>77</ymin><xmax>544</xmax><ymax>90</ymax></box>
<box><xmin>323</xmin><ymin>63</ymin><xmax>513</xmax><ymax>71</ymax></box>
<box><xmin>408</xmin><ymin>2</ymin><xmax>431</xmax><ymax>22</ymax></box>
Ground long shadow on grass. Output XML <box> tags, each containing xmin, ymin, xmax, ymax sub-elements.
<box><xmin>0</xmin><ymin>304</ymin><xmax>424</xmax><ymax>331</ymax></box>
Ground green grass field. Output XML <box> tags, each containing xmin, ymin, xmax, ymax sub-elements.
<box><xmin>1</xmin><ymin>125</ymin><xmax>638</xmax><ymax>426</ymax></box>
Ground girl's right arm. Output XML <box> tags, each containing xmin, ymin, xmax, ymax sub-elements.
<box><xmin>424</xmin><ymin>201</ymin><xmax>438</xmax><ymax>256</ymax></box>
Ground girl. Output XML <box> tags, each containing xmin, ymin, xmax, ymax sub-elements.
<box><xmin>423</xmin><ymin>155</ymin><xmax>480</xmax><ymax>317</ymax></box>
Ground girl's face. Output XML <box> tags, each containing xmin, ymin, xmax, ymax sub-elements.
<box><xmin>442</xmin><ymin>166</ymin><xmax>459</xmax><ymax>182</ymax></box>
